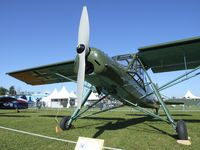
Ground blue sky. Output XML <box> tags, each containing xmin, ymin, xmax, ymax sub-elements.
<box><xmin>0</xmin><ymin>0</ymin><xmax>200</xmax><ymax>97</ymax></box>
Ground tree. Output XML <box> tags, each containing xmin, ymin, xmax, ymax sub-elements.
<box><xmin>9</xmin><ymin>86</ymin><xmax>16</xmax><ymax>96</ymax></box>
<box><xmin>0</xmin><ymin>86</ymin><xmax>8</xmax><ymax>95</ymax></box>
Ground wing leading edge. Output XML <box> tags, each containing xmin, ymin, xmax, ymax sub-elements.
<box><xmin>7</xmin><ymin>60</ymin><xmax>76</xmax><ymax>85</ymax></box>
<box><xmin>138</xmin><ymin>36</ymin><xmax>200</xmax><ymax>73</ymax></box>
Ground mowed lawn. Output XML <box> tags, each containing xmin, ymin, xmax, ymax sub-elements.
<box><xmin>0</xmin><ymin>107</ymin><xmax>200</xmax><ymax>150</ymax></box>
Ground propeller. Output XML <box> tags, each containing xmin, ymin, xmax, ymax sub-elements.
<box><xmin>76</xmin><ymin>6</ymin><xmax>90</xmax><ymax>108</ymax></box>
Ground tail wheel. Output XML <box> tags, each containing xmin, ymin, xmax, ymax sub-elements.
<box><xmin>176</xmin><ymin>120</ymin><xmax>188</xmax><ymax>140</ymax></box>
<box><xmin>60</xmin><ymin>116</ymin><xmax>72</xmax><ymax>130</ymax></box>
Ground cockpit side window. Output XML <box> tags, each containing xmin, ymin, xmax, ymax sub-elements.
<box><xmin>128</xmin><ymin>71</ymin><xmax>146</xmax><ymax>91</ymax></box>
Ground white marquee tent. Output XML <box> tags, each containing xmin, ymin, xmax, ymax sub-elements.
<box><xmin>42</xmin><ymin>87</ymin><xmax>101</xmax><ymax>108</ymax></box>
<box><xmin>69</xmin><ymin>91</ymin><xmax>77</xmax><ymax>99</ymax></box>
<box><xmin>42</xmin><ymin>88</ymin><xmax>58</xmax><ymax>107</ymax></box>
<box><xmin>69</xmin><ymin>91</ymin><xmax>77</xmax><ymax>106</ymax></box>
<box><xmin>42</xmin><ymin>86</ymin><xmax>74</xmax><ymax>108</ymax></box>
<box><xmin>57</xmin><ymin>86</ymin><xmax>70</xmax><ymax>99</ymax></box>
<box><xmin>184</xmin><ymin>90</ymin><xmax>200</xmax><ymax>99</ymax></box>
<box><xmin>88</xmin><ymin>92</ymin><xmax>99</xmax><ymax>101</ymax></box>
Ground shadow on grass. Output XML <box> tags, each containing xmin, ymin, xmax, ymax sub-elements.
<box><xmin>39</xmin><ymin>115</ymin><xmax>200</xmax><ymax>124</ymax></box>
<box><xmin>0</xmin><ymin>111</ymin><xmax>20</xmax><ymax>114</ymax></box>
<box><xmin>19</xmin><ymin>110</ymin><xmax>38</xmax><ymax>113</ymax></box>
<box><xmin>0</xmin><ymin>115</ymin><xmax>30</xmax><ymax>117</ymax></box>
<box><xmin>39</xmin><ymin>115</ymin><xmax>127</xmax><ymax>121</ymax></box>
<box><xmin>39</xmin><ymin>115</ymin><xmax>67</xmax><ymax>118</ymax></box>
<box><xmin>145</xmin><ymin>123</ymin><xmax>177</xmax><ymax>139</ymax></box>
<box><xmin>126</xmin><ymin>114</ymin><xmax>148</xmax><ymax>117</ymax></box>
<box><xmin>92</xmin><ymin>116</ymin><xmax>154</xmax><ymax>138</ymax></box>
<box><xmin>76</xmin><ymin>122</ymin><xmax>105</xmax><ymax>129</ymax></box>
<box><xmin>91</xmin><ymin>116</ymin><xmax>184</xmax><ymax>139</ymax></box>
<box><xmin>126</xmin><ymin>113</ymin><xmax>192</xmax><ymax>117</ymax></box>
<box><xmin>174</xmin><ymin>119</ymin><xmax>200</xmax><ymax>123</ymax></box>
<box><xmin>0</xmin><ymin>110</ymin><xmax>37</xmax><ymax>114</ymax></box>
<box><xmin>81</xmin><ymin>116</ymin><xmax>126</xmax><ymax>121</ymax></box>
<box><xmin>161</xmin><ymin>114</ymin><xmax>192</xmax><ymax>117</ymax></box>
<box><xmin>92</xmin><ymin>115</ymin><xmax>200</xmax><ymax>139</ymax></box>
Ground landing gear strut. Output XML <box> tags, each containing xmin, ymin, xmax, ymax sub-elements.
<box><xmin>136</xmin><ymin>58</ymin><xmax>190</xmax><ymax>140</ymax></box>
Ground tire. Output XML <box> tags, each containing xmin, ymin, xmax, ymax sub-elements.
<box><xmin>60</xmin><ymin>116</ymin><xmax>71</xmax><ymax>130</ymax></box>
<box><xmin>176</xmin><ymin>120</ymin><xmax>188</xmax><ymax>140</ymax></box>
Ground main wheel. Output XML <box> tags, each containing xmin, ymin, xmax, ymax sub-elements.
<box><xmin>176</xmin><ymin>120</ymin><xmax>188</xmax><ymax>140</ymax></box>
<box><xmin>60</xmin><ymin>116</ymin><xmax>72</xmax><ymax>130</ymax></box>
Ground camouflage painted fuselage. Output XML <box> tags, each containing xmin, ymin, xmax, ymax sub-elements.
<box><xmin>75</xmin><ymin>48</ymin><xmax>160</xmax><ymax>109</ymax></box>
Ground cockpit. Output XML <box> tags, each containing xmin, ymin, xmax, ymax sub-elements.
<box><xmin>112</xmin><ymin>54</ymin><xmax>146</xmax><ymax>91</ymax></box>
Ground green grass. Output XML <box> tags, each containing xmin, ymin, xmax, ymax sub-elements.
<box><xmin>0</xmin><ymin>107</ymin><xmax>200</xmax><ymax>150</ymax></box>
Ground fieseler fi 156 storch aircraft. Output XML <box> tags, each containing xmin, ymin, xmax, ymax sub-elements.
<box><xmin>7</xmin><ymin>6</ymin><xmax>200</xmax><ymax>141</ymax></box>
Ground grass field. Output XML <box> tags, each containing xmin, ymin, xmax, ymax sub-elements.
<box><xmin>0</xmin><ymin>107</ymin><xmax>200</xmax><ymax>150</ymax></box>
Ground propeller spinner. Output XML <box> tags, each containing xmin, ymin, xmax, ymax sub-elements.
<box><xmin>76</xmin><ymin>6</ymin><xmax>90</xmax><ymax>108</ymax></box>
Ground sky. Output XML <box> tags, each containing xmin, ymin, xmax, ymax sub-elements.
<box><xmin>0</xmin><ymin>0</ymin><xmax>200</xmax><ymax>97</ymax></box>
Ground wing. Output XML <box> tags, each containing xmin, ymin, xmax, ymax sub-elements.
<box><xmin>7</xmin><ymin>60</ymin><xmax>76</xmax><ymax>85</ymax></box>
<box><xmin>137</xmin><ymin>36</ymin><xmax>200</xmax><ymax>73</ymax></box>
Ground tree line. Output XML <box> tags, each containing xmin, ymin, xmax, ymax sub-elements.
<box><xmin>0</xmin><ymin>86</ymin><xmax>16</xmax><ymax>96</ymax></box>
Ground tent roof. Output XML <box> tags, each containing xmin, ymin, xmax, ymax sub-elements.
<box><xmin>48</xmin><ymin>88</ymin><xmax>59</xmax><ymax>99</ymax></box>
<box><xmin>184</xmin><ymin>90</ymin><xmax>200</xmax><ymax>99</ymax></box>
<box><xmin>57</xmin><ymin>86</ymin><xmax>70</xmax><ymax>99</ymax></box>
<box><xmin>47</xmin><ymin>86</ymin><xmax>70</xmax><ymax>99</ymax></box>
<box><xmin>69</xmin><ymin>91</ymin><xmax>77</xmax><ymax>98</ymax></box>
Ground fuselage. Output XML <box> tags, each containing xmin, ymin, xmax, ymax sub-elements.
<box><xmin>0</xmin><ymin>96</ymin><xmax>28</xmax><ymax>110</ymax></box>
<box><xmin>79</xmin><ymin>48</ymin><xmax>159</xmax><ymax>109</ymax></box>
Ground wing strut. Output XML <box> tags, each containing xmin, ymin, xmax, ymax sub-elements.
<box><xmin>139</xmin><ymin>65</ymin><xmax>200</xmax><ymax>100</ymax></box>
<box><xmin>137</xmin><ymin>57</ymin><xmax>176</xmax><ymax>128</ymax></box>
<box><xmin>137</xmin><ymin>57</ymin><xmax>190</xmax><ymax>140</ymax></box>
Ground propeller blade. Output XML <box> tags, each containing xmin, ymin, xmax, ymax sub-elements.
<box><xmin>76</xmin><ymin>6</ymin><xmax>90</xmax><ymax>108</ymax></box>
<box><xmin>78</xmin><ymin>6</ymin><xmax>89</xmax><ymax>49</ymax></box>
<box><xmin>77</xmin><ymin>51</ymin><xmax>86</xmax><ymax>108</ymax></box>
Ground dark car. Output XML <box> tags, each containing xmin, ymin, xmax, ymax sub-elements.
<box><xmin>0</xmin><ymin>96</ymin><xmax>28</xmax><ymax>109</ymax></box>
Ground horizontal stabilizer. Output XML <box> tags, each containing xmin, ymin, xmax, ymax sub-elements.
<box><xmin>157</xmin><ymin>99</ymin><xmax>185</xmax><ymax>105</ymax></box>
<box><xmin>163</xmin><ymin>100</ymin><xmax>184</xmax><ymax>105</ymax></box>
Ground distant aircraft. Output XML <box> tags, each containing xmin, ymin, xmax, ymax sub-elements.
<box><xmin>0</xmin><ymin>96</ymin><xmax>28</xmax><ymax>112</ymax></box>
<box><xmin>7</xmin><ymin>6</ymin><xmax>200</xmax><ymax>141</ymax></box>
